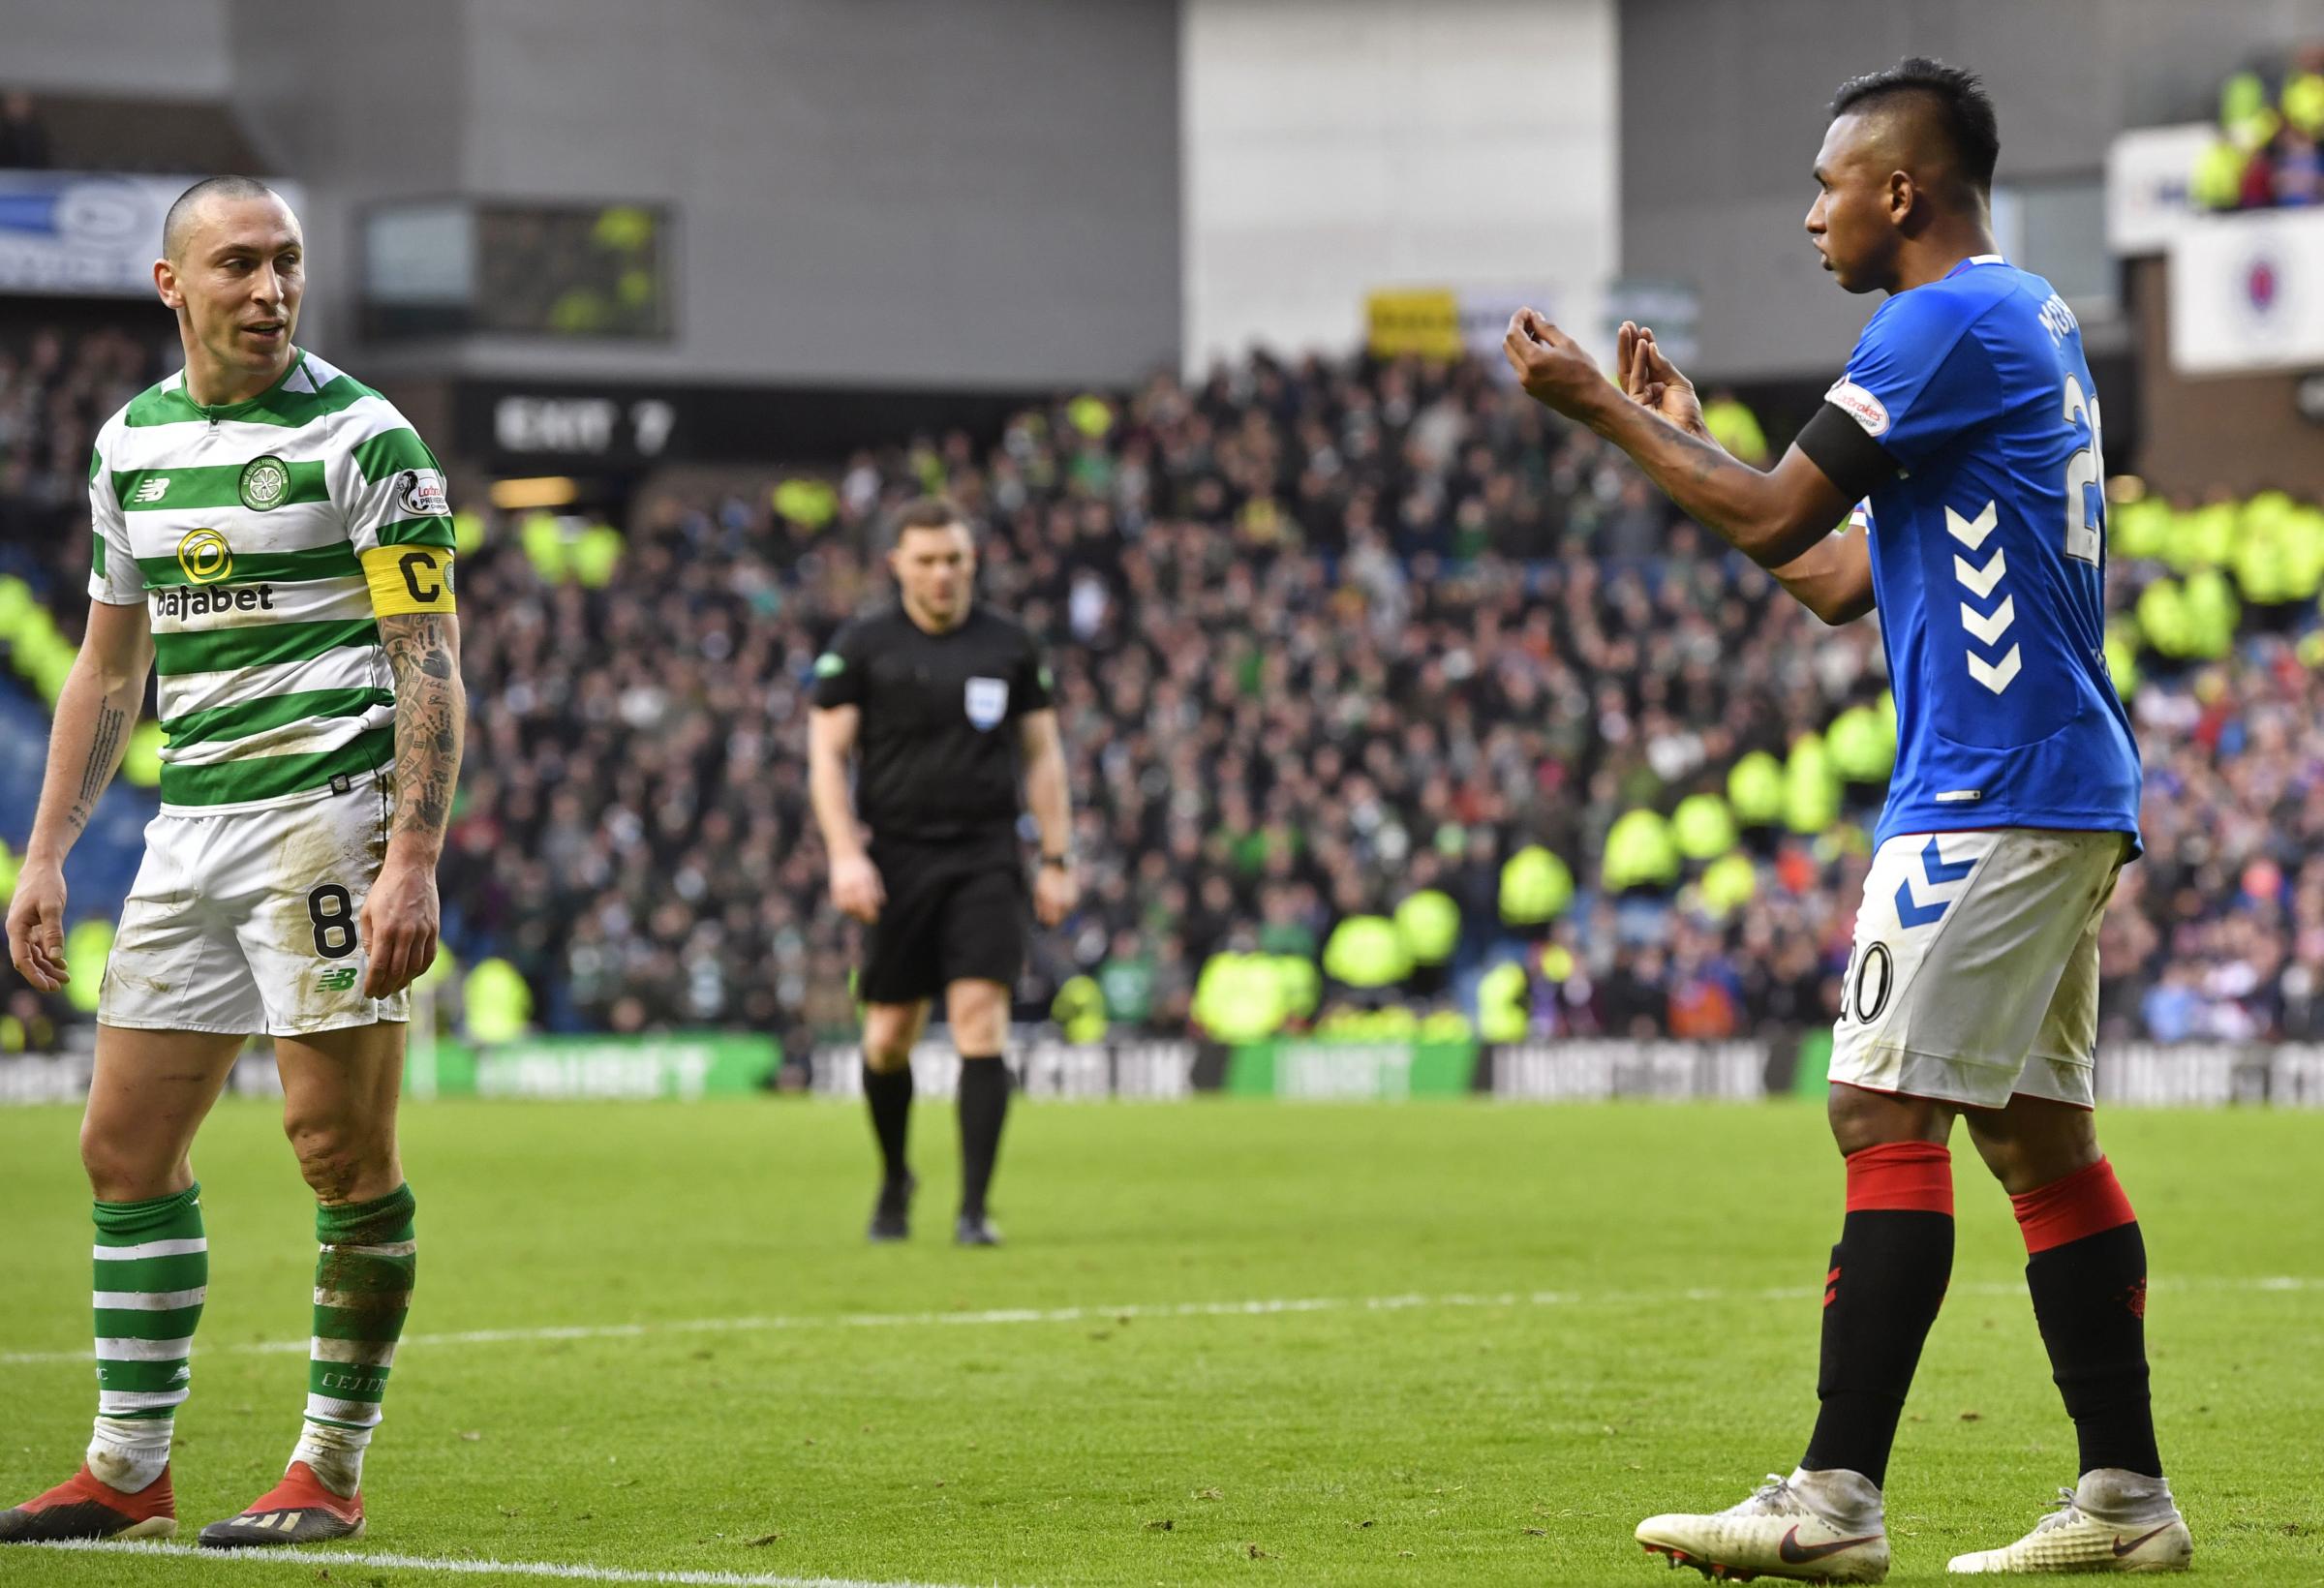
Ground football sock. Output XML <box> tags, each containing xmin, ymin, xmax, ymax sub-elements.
<box><xmin>956</xmin><ymin>1054</ymin><xmax>1011</xmax><ymax>1219</ymax></box>
<box><xmin>1801</xmin><ymin>1141</ymin><xmax>1954</xmax><ymax>1490</ymax></box>
<box><xmin>291</xmin><ymin>1184</ymin><xmax>415</xmax><ymax>1498</ymax></box>
<box><xmin>2011</xmin><ymin>1157</ymin><xmax>2162</xmax><ymax>1480</ymax></box>
<box><xmin>88</xmin><ymin>1185</ymin><xmax>207</xmax><ymax>1493</ymax></box>
<box><xmin>863</xmin><ymin>1062</ymin><xmax>914</xmax><ymax>1183</ymax></box>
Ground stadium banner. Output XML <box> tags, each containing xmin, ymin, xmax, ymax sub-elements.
<box><xmin>409</xmin><ymin>1035</ymin><xmax>780</xmax><ymax>1101</ymax></box>
<box><xmin>0</xmin><ymin>1050</ymin><xmax>282</xmax><ymax>1105</ymax></box>
<box><xmin>2105</xmin><ymin>124</ymin><xmax>2212</xmax><ymax>257</ymax></box>
<box><xmin>1483</xmin><ymin>1041</ymin><xmax>1770</xmax><ymax>1102</ymax></box>
<box><xmin>1226</xmin><ymin>1039</ymin><xmax>1478</xmax><ymax>1100</ymax></box>
<box><xmin>0</xmin><ymin>172</ymin><xmax>305</xmax><ymax>296</ymax></box>
<box><xmin>2167</xmin><ymin>207</ymin><xmax>2324</xmax><ymax>375</ymax></box>
<box><xmin>13</xmin><ymin>1041</ymin><xmax>2324</xmax><ymax>1107</ymax></box>
<box><xmin>809</xmin><ymin>1040</ymin><xmax>1203</xmax><ymax>1102</ymax></box>
<box><xmin>1365</xmin><ymin>289</ymin><xmax>1463</xmax><ymax>360</ymax></box>
<box><xmin>1366</xmin><ymin>284</ymin><xmax>1615</xmax><ymax>376</ymax></box>
<box><xmin>452</xmin><ymin>379</ymin><xmax>1037</xmax><ymax>469</ymax></box>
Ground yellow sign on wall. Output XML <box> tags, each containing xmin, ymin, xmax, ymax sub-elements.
<box><xmin>1365</xmin><ymin>288</ymin><xmax>1463</xmax><ymax>360</ymax></box>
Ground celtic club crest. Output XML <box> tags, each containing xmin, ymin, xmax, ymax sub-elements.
<box><xmin>238</xmin><ymin>454</ymin><xmax>290</xmax><ymax>511</ymax></box>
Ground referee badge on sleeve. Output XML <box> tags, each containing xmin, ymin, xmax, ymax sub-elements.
<box><xmin>964</xmin><ymin>676</ymin><xmax>1009</xmax><ymax>731</ymax></box>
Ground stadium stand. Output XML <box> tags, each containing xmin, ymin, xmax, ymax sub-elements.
<box><xmin>2193</xmin><ymin>41</ymin><xmax>2324</xmax><ymax>209</ymax></box>
<box><xmin>6</xmin><ymin>334</ymin><xmax>2324</xmax><ymax>1060</ymax></box>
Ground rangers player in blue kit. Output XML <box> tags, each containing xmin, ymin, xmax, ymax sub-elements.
<box><xmin>1501</xmin><ymin>58</ymin><xmax>2187</xmax><ymax>1581</ymax></box>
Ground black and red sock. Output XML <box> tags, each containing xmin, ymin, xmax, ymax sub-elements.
<box><xmin>1801</xmin><ymin>1141</ymin><xmax>1955</xmax><ymax>1488</ymax></box>
<box><xmin>2012</xmin><ymin>1156</ymin><xmax>2161</xmax><ymax>1479</ymax></box>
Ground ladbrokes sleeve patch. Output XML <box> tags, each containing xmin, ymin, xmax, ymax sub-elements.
<box><xmin>1824</xmin><ymin>379</ymin><xmax>1892</xmax><ymax>438</ymax></box>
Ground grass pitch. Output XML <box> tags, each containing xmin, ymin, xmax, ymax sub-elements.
<box><xmin>1</xmin><ymin>1096</ymin><xmax>2319</xmax><ymax>1586</ymax></box>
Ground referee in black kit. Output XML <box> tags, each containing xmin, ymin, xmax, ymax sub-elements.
<box><xmin>808</xmin><ymin>497</ymin><xmax>1079</xmax><ymax>1246</ymax></box>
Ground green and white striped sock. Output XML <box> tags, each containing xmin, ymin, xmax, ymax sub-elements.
<box><xmin>88</xmin><ymin>1184</ymin><xmax>207</xmax><ymax>1493</ymax></box>
<box><xmin>291</xmin><ymin>1184</ymin><xmax>415</xmax><ymax>1497</ymax></box>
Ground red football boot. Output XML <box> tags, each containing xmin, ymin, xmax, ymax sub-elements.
<box><xmin>0</xmin><ymin>1464</ymin><xmax>176</xmax><ymax>1542</ymax></box>
<box><xmin>197</xmin><ymin>1461</ymin><xmax>364</xmax><ymax>1549</ymax></box>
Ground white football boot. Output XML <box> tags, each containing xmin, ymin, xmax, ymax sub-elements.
<box><xmin>1636</xmin><ymin>1468</ymin><xmax>1890</xmax><ymax>1582</ymax></box>
<box><xmin>1948</xmin><ymin>1470</ymin><xmax>2190</xmax><ymax>1574</ymax></box>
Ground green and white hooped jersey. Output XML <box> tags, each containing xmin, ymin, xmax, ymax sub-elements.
<box><xmin>87</xmin><ymin>348</ymin><xmax>458</xmax><ymax>816</ymax></box>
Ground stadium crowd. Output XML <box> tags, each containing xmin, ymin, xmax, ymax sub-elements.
<box><xmin>7</xmin><ymin>326</ymin><xmax>2324</xmax><ymax>1056</ymax></box>
<box><xmin>2194</xmin><ymin>43</ymin><xmax>2324</xmax><ymax>209</ymax></box>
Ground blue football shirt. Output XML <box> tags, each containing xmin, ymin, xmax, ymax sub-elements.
<box><xmin>1824</xmin><ymin>256</ymin><xmax>2141</xmax><ymax>848</ymax></box>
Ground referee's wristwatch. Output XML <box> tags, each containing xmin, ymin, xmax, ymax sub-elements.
<box><xmin>1039</xmin><ymin>852</ymin><xmax>1073</xmax><ymax>870</ymax></box>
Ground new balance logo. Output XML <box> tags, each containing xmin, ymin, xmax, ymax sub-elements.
<box><xmin>130</xmin><ymin>477</ymin><xmax>170</xmax><ymax>504</ymax></box>
<box><xmin>318</xmin><ymin>966</ymin><xmax>359</xmax><ymax>992</ymax></box>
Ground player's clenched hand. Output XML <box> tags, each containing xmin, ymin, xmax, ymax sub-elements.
<box><xmin>1032</xmin><ymin>864</ymin><xmax>1080</xmax><ymax>929</ymax></box>
<box><xmin>6</xmin><ymin>862</ymin><xmax>70</xmax><ymax>992</ymax></box>
<box><xmin>1616</xmin><ymin>320</ymin><xmax>1708</xmax><ymax>439</ymax></box>
<box><xmin>1502</xmin><ymin>309</ymin><xmax>1605</xmax><ymax>415</ymax></box>
<box><xmin>830</xmin><ymin>852</ymin><xmax>885</xmax><ymax>924</ymax></box>
<box><xmin>359</xmin><ymin>855</ymin><xmax>439</xmax><ymax>999</ymax></box>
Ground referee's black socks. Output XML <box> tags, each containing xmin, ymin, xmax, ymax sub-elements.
<box><xmin>956</xmin><ymin>1054</ymin><xmax>1011</xmax><ymax>1219</ymax></box>
<box><xmin>862</xmin><ymin>1062</ymin><xmax>914</xmax><ymax>1185</ymax></box>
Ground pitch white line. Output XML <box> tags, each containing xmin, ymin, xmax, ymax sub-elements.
<box><xmin>3</xmin><ymin>1274</ymin><xmax>2314</xmax><ymax>1370</ymax></box>
<box><xmin>25</xmin><ymin>1539</ymin><xmax>968</xmax><ymax>1587</ymax></box>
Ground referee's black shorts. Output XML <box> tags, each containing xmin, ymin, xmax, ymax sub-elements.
<box><xmin>859</xmin><ymin>836</ymin><xmax>1027</xmax><ymax>1006</ymax></box>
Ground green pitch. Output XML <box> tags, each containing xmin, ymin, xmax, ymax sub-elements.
<box><xmin>1</xmin><ymin>1097</ymin><xmax>2318</xmax><ymax>1586</ymax></box>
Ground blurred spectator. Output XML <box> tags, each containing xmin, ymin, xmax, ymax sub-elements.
<box><xmin>2193</xmin><ymin>44</ymin><xmax>2324</xmax><ymax>211</ymax></box>
<box><xmin>0</xmin><ymin>93</ymin><xmax>51</xmax><ymax>169</ymax></box>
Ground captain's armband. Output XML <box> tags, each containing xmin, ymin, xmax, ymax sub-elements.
<box><xmin>361</xmin><ymin>545</ymin><xmax>457</xmax><ymax>616</ymax></box>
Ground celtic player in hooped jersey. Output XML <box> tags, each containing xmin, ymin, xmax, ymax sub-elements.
<box><xmin>1504</xmin><ymin>60</ymin><xmax>2187</xmax><ymax>1583</ymax></box>
<box><xmin>2</xmin><ymin>178</ymin><xmax>463</xmax><ymax>1550</ymax></box>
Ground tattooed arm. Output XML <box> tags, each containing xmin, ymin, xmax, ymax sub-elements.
<box><xmin>6</xmin><ymin>599</ymin><xmax>152</xmax><ymax>992</ymax></box>
<box><xmin>359</xmin><ymin>611</ymin><xmax>465</xmax><ymax>998</ymax></box>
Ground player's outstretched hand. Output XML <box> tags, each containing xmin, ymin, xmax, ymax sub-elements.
<box><xmin>1033</xmin><ymin>863</ymin><xmax>1080</xmax><ymax>929</ymax></box>
<box><xmin>1502</xmin><ymin>309</ymin><xmax>1605</xmax><ymax>416</ymax></box>
<box><xmin>831</xmin><ymin>852</ymin><xmax>885</xmax><ymax>924</ymax></box>
<box><xmin>1615</xmin><ymin>321</ymin><xmax>1708</xmax><ymax>439</ymax></box>
<box><xmin>5</xmin><ymin>862</ymin><xmax>70</xmax><ymax>992</ymax></box>
<box><xmin>359</xmin><ymin>856</ymin><xmax>440</xmax><ymax>999</ymax></box>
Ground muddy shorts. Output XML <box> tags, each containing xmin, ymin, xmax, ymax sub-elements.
<box><xmin>98</xmin><ymin>775</ymin><xmax>408</xmax><ymax>1037</ymax></box>
<box><xmin>1828</xmin><ymin>828</ymin><xmax>2129</xmax><ymax>1111</ymax></box>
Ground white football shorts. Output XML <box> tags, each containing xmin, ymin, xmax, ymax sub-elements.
<box><xmin>1827</xmin><ymin>827</ymin><xmax>2131</xmax><ymax>1111</ymax></box>
<box><xmin>99</xmin><ymin>775</ymin><xmax>411</xmax><ymax>1037</ymax></box>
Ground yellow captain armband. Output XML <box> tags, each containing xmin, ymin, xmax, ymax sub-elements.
<box><xmin>361</xmin><ymin>545</ymin><xmax>457</xmax><ymax>616</ymax></box>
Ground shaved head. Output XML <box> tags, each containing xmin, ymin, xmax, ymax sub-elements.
<box><xmin>163</xmin><ymin>174</ymin><xmax>286</xmax><ymax>262</ymax></box>
<box><xmin>154</xmin><ymin>174</ymin><xmax>305</xmax><ymax>405</ymax></box>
